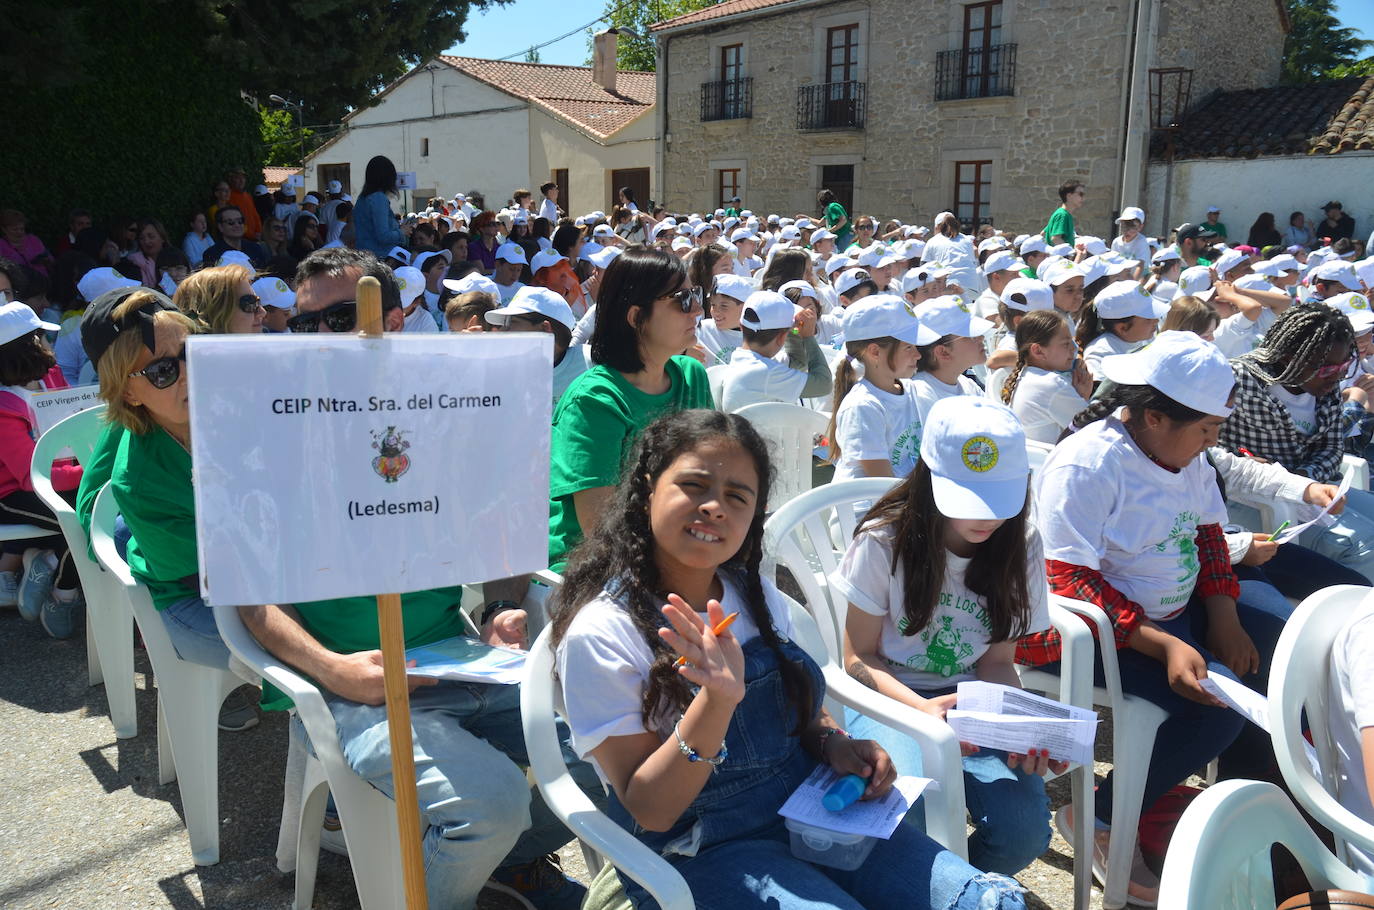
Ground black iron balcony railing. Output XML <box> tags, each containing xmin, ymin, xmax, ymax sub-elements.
<box><xmin>797</xmin><ymin>81</ymin><xmax>866</xmax><ymax>130</ymax></box>
<box><xmin>935</xmin><ymin>43</ymin><xmax>1017</xmax><ymax>101</ymax></box>
<box><xmin>701</xmin><ymin>77</ymin><xmax>753</xmax><ymax>121</ymax></box>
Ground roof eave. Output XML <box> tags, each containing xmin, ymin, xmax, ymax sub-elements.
<box><xmin>651</xmin><ymin>0</ymin><xmax>831</xmax><ymax>35</ymax></box>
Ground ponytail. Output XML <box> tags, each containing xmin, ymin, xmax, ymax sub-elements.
<box><xmin>826</xmin><ymin>336</ymin><xmax>897</xmax><ymax>464</ymax></box>
<box><xmin>1003</xmin><ymin>309</ymin><xmax>1065</xmax><ymax>407</ymax></box>
<box><xmin>1075</xmin><ymin>301</ymin><xmax>1104</xmax><ymax>349</ymax></box>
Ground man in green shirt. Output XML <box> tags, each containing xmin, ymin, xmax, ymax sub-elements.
<box><xmin>724</xmin><ymin>195</ymin><xmax>742</xmax><ymax>218</ymax></box>
<box><xmin>1204</xmin><ymin>206</ymin><xmax>1228</xmax><ymax>240</ymax></box>
<box><xmin>1175</xmin><ymin>222</ymin><xmax>1220</xmax><ymax>269</ymax></box>
<box><xmin>1044</xmin><ymin>180</ymin><xmax>1086</xmax><ymax>246</ymax></box>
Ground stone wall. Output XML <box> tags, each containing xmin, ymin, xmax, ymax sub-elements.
<box><xmin>1151</xmin><ymin>0</ymin><xmax>1286</xmax><ymax>110</ymax></box>
<box><xmin>657</xmin><ymin>0</ymin><xmax>1285</xmax><ymax>237</ymax></box>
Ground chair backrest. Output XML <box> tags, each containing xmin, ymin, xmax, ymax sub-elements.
<box><xmin>1025</xmin><ymin>439</ymin><xmax>1053</xmax><ymax>488</ymax></box>
<box><xmin>733</xmin><ymin>402</ymin><xmax>830</xmax><ymax>510</ymax></box>
<box><xmin>1269</xmin><ymin>584</ymin><xmax>1374</xmax><ymax>863</ymax></box>
<box><xmin>763</xmin><ymin>477</ymin><xmax>899</xmax><ymax>661</ymax></box>
<box><xmin>985</xmin><ymin>366</ymin><xmax>1009</xmax><ymax>403</ymax></box>
<box><xmin>706</xmin><ymin>364</ymin><xmax>730</xmax><ymax>409</ymax></box>
<box><xmin>31</xmin><ymin>406</ymin><xmax>110</xmax><ymax>589</ymax></box>
<box><xmin>1158</xmin><ymin>780</ymin><xmax>1368</xmax><ymax>909</ymax></box>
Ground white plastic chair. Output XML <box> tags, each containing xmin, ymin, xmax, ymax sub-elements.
<box><xmin>733</xmin><ymin>402</ymin><xmax>829</xmax><ymax>509</ymax></box>
<box><xmin>521</xmin><ymin>594</ymin><xmax>973</xmax><ymax>909</ymax></box>
<box><xmin>986</xmin><ymin>366</ymin><xmax>1009</xmax><ymax>403</ymax></box>
<box><xmin>1157</xmin><ymin>780</ymin><xmax>1369</xmax><ymax>909</ymax></box>
<box><xmin>90</xmin><ymin>485</ymin><xmax>243</xmax><ymax>866</ymax></box>
<box><xmin>1269</xmin><ymin>584</ymin><xmax>1374</xmax><ymax>866</ymax></box>
<box><xmin>30</xmin><ymin>407</ymin><xmax>137</xmax><ymax>737</ymax></box>
<box><xmin>763</xmin><ymin>478</ymin><xmax>1096</xmax><ymax>909</ymax></box>
<box><xmin>706</xmin><ymin>363</ymin><xmax>730</xmax><ymax>409</ymax></box>
<box><xmin>211</xmin><ymin>601</ymin><xmax>408</xmax><ymax>909</ymax></box>
<box><xmin>1344</xmin><ymin>454</ymin><xmax>1370</xmax><ymax>492</ymax></box>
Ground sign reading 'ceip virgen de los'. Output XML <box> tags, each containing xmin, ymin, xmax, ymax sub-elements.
<box><xmin>186</xmin><ymin>333</ymin><xmax>553</xmax><ymax>606</ymax></box>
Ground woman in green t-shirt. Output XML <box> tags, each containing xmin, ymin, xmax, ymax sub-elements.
<box><xmin>548</xmin><ymin>247</ymin><xmax>714</xmax><ymax>569</ymax></box>
<box><xmin>819</xmin><ymin>188</ymin><xmax>852</xmax><ymax>252</ymax></box>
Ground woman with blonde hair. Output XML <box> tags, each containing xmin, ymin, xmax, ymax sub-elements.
<box><xmin>172</xmin><ymin>264</ymin><xmax>264</xmax><ymax>333</ymax></box>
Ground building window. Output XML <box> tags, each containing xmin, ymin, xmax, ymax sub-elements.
<box><xmin>318</xmin><ymin>164</ymin><xmax>350</xmax><ymax>195</ymax></box>
<box><xmin>421</xmin><ymin>137</ymin><xmax>430</xmax><ymax>157</ymax></box>
<box><xmin>720</xmin><ymin>44</ymin><xmax>743</xmax><ymax>83</ymax></box>
<box><xmin>552</xmin><ymin>169</ymin><xmax>569</xmax><ymax>214</ymax></box>
<box><xmin>702</xmin><ymin>43</ymin><xmax>752</xmax><ymax>120</ymax></box>
<box><xmin>933</xmin><ymin>1</ymin><xmax>1016</xmax><ymax>101</ymax></box>
<box><xmin>718</xmin><ymin>168</ymin><xmax>741</xmax><ymax>210</ymax></box>
<box><xmin>954</xmin><ymin>161</ymin><xmax>992</xmax><ymax>229</ymax></box>
<box><xmin>800</xmin><ymin>24</ymin><xmax>864</xmax><ymax>130</ymax></box>
<box><xmin>825</xmin><ymin>25</ymin><xmax>859</xmax><ymax>84</ymax></box>
<box><xmin>820</xmin><ymin>164</ymin><xmax>855</xmax><ymax>218</ymax></box>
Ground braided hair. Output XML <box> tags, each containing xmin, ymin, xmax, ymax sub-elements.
<box><xmin>1071</xmin><ymin>382</ymin><xmax>1205</xmax><ymax>431</ymax></box>
<box><xmin>1240</xmin><ymin>301</ymin><xmax>1354</xmax><ymax>387</ymax></box>
<box><xmin>1002</xmin><ymin>309</ymin><xmax>1065</xmax><ymax>406</ymax></box>
<box><xmin>550</xmin><ymin>409</ymin><xmax>816</xmax><ymax>735</ymax></box>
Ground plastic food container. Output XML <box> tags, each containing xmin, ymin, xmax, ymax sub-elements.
<box><xmin>783</xmin><ymin>818</ymin><xmax>877</xmax><ymax>870</ymax></box>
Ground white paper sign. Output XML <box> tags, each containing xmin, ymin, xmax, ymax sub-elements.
<box><xmin>30</xmin><ymin>384</ymin><xmax>101</xmax><ymax>436</ymax></box>
<box><xmin>187</xmin><ymin>333</ymin><xmax>553</xmax><ymax>605</ymax></box>
<box><xmin>284</xmin><ymin>174</ymin><xmax>305</xmax><ymax>189</ymax></box>
<box><xmin>397</xmin><ymin>171</ymin><xmax>418</xmax><ymax>190</ymax></box>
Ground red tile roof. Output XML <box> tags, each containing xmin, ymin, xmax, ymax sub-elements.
<box><xmin>651</xmin><ymin>0</ymin><xmax>798</xmax><ymax>31</ymax></box>
<box><xmin>262</xmin><ymin>166</ymin><xmax>302</xmax><ymax>188</ymax></box>
<box><xmin>1311</xmin><ymin>76</ymin><xmax>1374</xmax><ymax>154</ymax></box>
<box><xmin>436</xmin><ymin>56</ymin><xmax>654</xmax><ymax>139</ymax></box>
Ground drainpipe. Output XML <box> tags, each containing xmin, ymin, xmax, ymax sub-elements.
<box><xmin>1120</xmin><ymin>0</ymin><xmax>1158</xmax><ymax>227</ymax></box>
<box><xmin>656</xmin><ymin>33</ymin><xmax>669</xmax><ymax>207</ymax></box>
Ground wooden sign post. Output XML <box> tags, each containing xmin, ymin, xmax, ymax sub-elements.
<box><xmin>358</xmin><ymin>276</ymin><xmax>429</xmax><ymax>909</ymax></box>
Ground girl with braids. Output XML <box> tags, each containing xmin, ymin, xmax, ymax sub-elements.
<box><xmin>1019</xmin><ymin>332</ymin><xmax>1272</xmax><ymax>905</ymax></box>
<box><xmin>1075</xmin><ymin>279</ymin><xmax>1169</xmax><ymax>379</ymax></box>
<box><xmin>1003</xmin><ymin>309</ymin><xmax>1092</xmax><ymax>444</ymax></box>
<box><xmin>827</xmin><ymin>296</ymin><xmax>938</xmax><ymax>481</ymax></box>
<box><xmin>837</xmin><ymin>398</ymin><xmax>1060</xmax><ymax>876</ymax></box>
<box><xmin>552</xmin><ymin>409</ymin><xmax>1026</xmax><ymax>910</ymax></box>
<box><xmin>984</xmin><ymin>277</ymin><xmax>1056</xmax><ymax>372</ymax></box>
<box><xmin>1220</xmin><ymin>301</ymin><xmax>1374</xmax><ymax>581</ymax></box>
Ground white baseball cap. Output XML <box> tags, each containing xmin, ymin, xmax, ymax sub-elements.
<box><xmin>254</xmin><ymin>184</ymin><xmax>271</xmax><ymax>195</ymax></box>
<box><xmin>386</xmin><ymin>246</ymin><xmax>411</xmax><ymax>265</ymax></box>
<box><xmin>218</xmin><ymin>250</ymin><xmax>254</xmax><ymax>270</ymax></box>
<box><xmin>976</xmin><ymin>236</ymin><xmax>1008</xmax><ymax>254</ymax></box>
<box><xmin>495</xmin><ymin>242</ymin><xmax>527</xmax><ymax>265</ymax></box>
<box><xmin>1178</xmin><ymin>265</ymin><xmax>1214</xmax><ymax>296</ymax></box>
<box><xmin>1020</xmin><ymin>235</ymin><xmax>1050</xmax><ymax>256</ymax></box>
<box><xmin>692</xmin><ymin>222</ymin><xmax>719</xmax><ymax>238</ymax></box>
<box><xmin>842</xmin><ymin>294</ymin><xmax>940</xmax><ymax>345</ymax></box>
<box><xmin>1100</xmin><ymin>330</ymin><xmax>1235</xmax><ymax>417</ymax></box>
<box><xmin>900</xmin><ymin>266</ymin><xmax>936</xmax><ymax>293</ymax></box>
<box><xmin>810</xmin><ymin>228</ymin><xmax>836</xmax><ymax>244</ymax></box>
<box><xmin>777</xmin><ymin>279</ymin><xmax>818</xmax><ymax>301</ymax></box>
<box><xmin>1206</xmin><ymin>205</ymin><xmax>1221</xmax><ymax>214</ymax></box>
<box><xmin>739</xmin><ymin>290</ymin><xmax>800</xmax><ymax>331</ymax></box>
<box><xmin>917</xmin><ymin>296</ymin><xmax>993</xmax><ymax>339</ymax></box>
<box><xmin>1094</xmin><ymin>280</ymin><xmax>1170</xmax><ymax>320</ymax></box>
<box><xmin>1264</xmin><ymin>254</ymin><xmax>1302</xmax><ymax>275</ymax></box>
<box><xmin>1151</xmin><ymin>247</ymin><xmax>1182</xmax><ymax>265</ymax></box>
<box><xmin>584</xmin><ymin>246</ymin><xmax>621</xmax><ymax>269</ymax></box>
<box><xmin>1314</xmin><ymin>260</ymin><xmax>1360</xmax><ymax>290</ymax></box>
<box><xmin>920</xmin><ymin>397</ymin><xmax>1030</xmax><ymax>521</ymax></box>
<box><xmin>393</xmin><ymin>266</ymin><xmax>426</xmax><ymax>306</ymax></box>
<box><xmin>671</xmin><ymin>237</ymin><xmax>693</xmax><ymax>252</ymax></box>
<box><xmin>0</xmin><ymin>301</ymin><xmax>58</xmax><ymax>346</ymax></box>
<box><xmin>327</xmin><ymin>179</ymin><xmax>343</xmax><ymax>194</ymax></box>
<box><xmin>1154</xmin><ymin>281</ymin><xmax>1180</xmax><ymax>306</ymax></box>
<box><xmin>855</xmin><ymin>246</ymin><xmax>886</xmax><ymax>269</ymax></box>
<box><xmin>897</xmin><ymin>238</ymin><xmax>925</xmax><ymax>260</ymax></box>
<box><xmin>1116</xmin><ymin>206</ymin><xmax>1146</xmax><ymax>223</ymax></box>
<box><xmin>711</xmin><ymin>273</ymin><xmax>756</xmax><ymax>302</ymax></box>
<box><xmin>835</xmin><ymin>269</ymin><xmax>876</xmax><ymax>298</ymax></box>
<box><xmin>1078</xmin><ymin>236</ymin><xmax>1109</xmax><ymax>256</ymax></box>
<box><xmin>1000</xmin><ymin>277</ymin><xmax>1055</xmax><ymax>313</ymax></box>
<box><xmin>778</xmin><ymin>225</ymin><xmax>801</xmax><ymax>242</ymax></box>
<box><xmin>981</xmin><ymin>250</ymin><xmax>1023</xmax><ymax>275</ymax></box>
<box><xmin>304</xmin><ymin>193</ymin><xmax>321</xmax><ymax>205</ymax></box>
<box><xmin>442</xmin><ymin>272</ymin><xmax>500</xmax><ymax>297</ymax></box>
<box><xmin>529</xmin><ymin>249</ymin><xmax>567</xmax><ymax>273</ymax></box>
<box><xmin>1037</xmin><ymin>257</ymin><xmax>1084</xmax><ymax>287</ymax></box>
<box><xmin>824</xmin><ymin>256</ymin><xmax>854</xmax><ymax>277</ymax></box>
<box><xmin>1327</xmin><ymin>291</ymin><xmax>1374</xmax><ymax>334</ymax></box>
<box><xmin>1356</xmin><ymin>257</ymin><xmax>1374</xmax><ymax>289</ymax></box>
<box><xmin>251</xmin><ymin>276</ymin><xmax>296</xmax><ymax>311</ymax></box>
<box><xmin>1050</xmin><ymin>243</ymin><xmax>1074</xmax><ymax>257</ymax></box>
<box><xmin>485</xmin><ymin>286</ymin><xmax>576</xmax><ymax>331</ymax></box>
<box><xmin>412</xmin><ymin>250</ymin><xmax>450</xmax><ymax>275</ymax></box>
<box><xmin>1212</xmin><ymin>247</ymin><xmax>1250</xmax><ymax>277</ymax></box>
<box><xmin>729</xmin><ymin>227</ymin><xmax>756</xmax><ymax>242</ymax></box>
<box><xmin>77</xmin><ymin>267</ymin><xmax>140</xmax><ymax>303</ymax></box>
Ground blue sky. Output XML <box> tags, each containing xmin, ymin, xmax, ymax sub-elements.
<box><xmin>447</xmin><ymin>1</ymin><xmax>1374</xmax><ymax>67</ymax></box>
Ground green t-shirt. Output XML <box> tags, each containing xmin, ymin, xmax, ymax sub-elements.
<box><xmin>76</xmin><ymin>419</ymin><xmax>125</xmax><ymax>561</ymax></box>
<box><xmin>1044</xmin><ymin>206</ymin><xmax>1075</xmax><ymax>246</ymax></box>
<box><xmin>548</xmin><ymin>356</ymin><xmax>713</xmax><ymax>569</ymax></box>
<box><xmin>262</xmin><ymin>584</ymin><xmax>469</xmax><ymax>711</ymax></box>
<box><xmin>1206</xmin><ymin>221</ymin><xmax>1228</xmax><ymax>239</ymax></box>
<box><xmin>825</xmin><ymin>201</ymin><xmax>853</xmax><ymax>250</ymax></box>
<box><xmin>110</xmin><ymin>426</ymin><xmax>199</xmax><ymax>611</ymax></box>
<box><xmin>725</xmin><ymin>206</ymin><xmax>740</xmax><ymax>218</ymax></box>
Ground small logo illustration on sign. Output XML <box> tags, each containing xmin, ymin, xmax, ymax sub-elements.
<box><xmin>371</xmin><ymin>426</ymin><xmax>411</xmax><ymax>483</ymax></box>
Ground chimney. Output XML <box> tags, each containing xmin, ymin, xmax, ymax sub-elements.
<box><xmin>592</xmin><ymin>27</ymin><xmax>633</xmax><ymax>95</ymax></box>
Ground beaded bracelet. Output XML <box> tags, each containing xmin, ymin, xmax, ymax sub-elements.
<box><xmin>673</xmin><ymin>720</ymin><xmax>728</xmax><ymax>766</ymax></box>
<box><xmin>817</xmin><ymin>726</ymin><xmax>849</xmax><ymax>759</ymax></box>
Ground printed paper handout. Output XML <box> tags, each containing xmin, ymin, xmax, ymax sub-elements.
<box><xmin>945</xmin><ymin>680</ymin><xmax>1098</xmax><ymax>765</ymax></box>
<box><xmin>1197</xmin><ymin>674</ymin><xmax>1323</xmax><ymax>777</ymax></box>
<box><xmin>405</xmin><ymin>636</ymin><xmax>527</xmax><ymax>685</ymax></box>
<box><xmin>777</xmin><ymin>765</ymin><xmax>931</xmax><ymax>839</ymax></box>
<box><xmin>1274</xmin><ymin>471</ymin><xmax>1351</xmax><ymax>545</ymax></box>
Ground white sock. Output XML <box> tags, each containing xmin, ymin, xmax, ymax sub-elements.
<box><xmin>53</xmin><ymin>586</ymin><xmax>78</xmax><ymax>602</ymax></box>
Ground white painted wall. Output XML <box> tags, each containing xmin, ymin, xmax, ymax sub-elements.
<box><xmin>1143</xmin><ymin>151</ymin><xmax>1374</xmax><ymax>243</ymax></box>
<box><xmin>528</xmin><ymin>107</ymin><xmax>656</xmax><ymax>216</ymax></box>
<box><xmin>303</xmin><ymin>64</ymin><xmax>531</xmax><ymax>209</ymax></box>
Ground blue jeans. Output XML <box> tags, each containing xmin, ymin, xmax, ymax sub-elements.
<box><xmin>1299</xmin><ymin>487</ymin><xmax>1374</xmax><ymax>583</ymax></box>
<box><xmin>845</xmin><ymin>707</ymin><xmax>1050</xmax><ymax>876</ymax></box>
<box><xmin>159</xmin><ymin>594</ymin><xmax>231</xmax><ymax>670</ymax></box>
<box><xmin>325</xmin><ymin>679</ymin><xmax>602</xmax><ymax>910</ymax></box>
<box><xmin>1235</xmin><ymin>540</ymin><xmax>1369</xmax><ymax>599</ymax></box>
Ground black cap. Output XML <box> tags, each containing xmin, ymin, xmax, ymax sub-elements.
<box><xmin>1176</xmin><ymin>222</ymin><xmax>1218</xmax><ymax>242</ymax></box>
<box><xmin>80</xmin><ymin>286</ymin><xmax>177</xmax><ymax>369</ymax></box>
<box><xmin>1323</xmin><ymin>200</ymin><xmax>1343</xmax><ymax>211</ymax></box>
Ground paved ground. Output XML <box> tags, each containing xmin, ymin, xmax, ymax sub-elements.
<box><xmin>0</xmin><ymin>609</ymin><xmax>1107</xmax><ymax>909</ymax></box>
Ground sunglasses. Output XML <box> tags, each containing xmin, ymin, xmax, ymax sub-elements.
<box><xmin>1314</xmin><ymin>356</ymin><xmax>1355</xmax><ymax>381</ymax></box>
<box><xmin>659</xmin><ymin>286</ymin><xmax>703</xmax><ymax>313</ymax></box>
<box><xmin>238</xmin><ymin>294</ymin><xmax>263</xmax><ymax>313</ymax></box>
<box><xmin>287</xmin><ymin>299</ymin><xmax>356</xmax><ymax>333</ymax></box>
<box><xmin>220</xmin><ymin>218</ymin><xmax>244</xmax><ymax>227</ymax></box>
<box><xmin>129</xmin><ymin>346</ymin><xmax>186</xmax><ymax>390</ymax></box>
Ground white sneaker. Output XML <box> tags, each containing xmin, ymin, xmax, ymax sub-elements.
<box><xmin>1055</xmin><ymin>804</ymin><xmax>1159</xmax><ymax>907</ymax></box>
<box><xmin>0</xmin><ymin>570</ymin><xmax>18</xmax><ymax>607</ymax></box>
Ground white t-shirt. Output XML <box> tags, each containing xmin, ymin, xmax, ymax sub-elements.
<box><xmin>720</xmin><ymin>347</ymin><xmax>808</xmax><ymax>412</ymax></box>
<box><xmin>496</xmin><ymin>280</ymin><xmax>524</xmax><ymax>304</ymax></box>
<box><xmin>696</xmin><ymin>320</ymin><xmax>742</xmax><ymax>366</ymax></box>
<box><xmin>1082</xmin><ymin>332</ymin><xmax>1138</xmax><ymax>379</ymax></box>
<box><xmin>733</xmin><ymin>256</ymin><xmax>762</xmax><ymax>277</ymax></box>
<box><xmin>555</xmin><ymin>573</ymin><xmax>796</xmax><ymax>776</ymax></box>
<box><xmin>912</xmin><ymin>371</ymin><xmax>982</xmax><ymax>424</ymax></box>
<box><xmin>1037</xmin><ymin>413</ymin><xmax>1228</xmax><ymax>620</ymax></box>
<box><xmin>833</xmin><ymin>378</ymin><xmax>924</xmax><ymax>482</ymax></box>
<box><xmin>571</xmin><ymin>304</ymin><xmax>597</xmax><ymax>347</ymax></box>
<box><xmin>1111</xmin><ymin>233</ymin><xmax>1151</xmax><ymax>266</ymax></box>
<box><xmin>974</xmin><ymin>288</ymin><xmax>1001</xmax><ymax>319</ymax></box>
<box><xmin>539</xmin><ymin>197</ymin><xmax>558</xmax><ymax>224</ymax></box>
<box><xmin>830</xmin><ymin>524</ymin><xmax>1049</xmax><ymax>690</ymax></box>
<box><xmin>816</xmin><ymin>313</ymin><xmax>844</xmax><ymax>346</ymax></box>
<box><xmin>1009</xmin><ymin>366</ymin><xmax>1089</xmax><ymax>445</ymax></box>
<box><xmin>553</xmin><ymin>345</ymin><xmax>592</xmax><ymax>407</ymax></box>
<box><xmin>1212</xmin><ymin>308</ymin><xmax>1277</xmax><ymax>360</ymax></box>
<box><xmin>403</xmin><ymin>306</ymin><xmax>440</xmax><ymax>333</ymax></box>
<box><xmin>1268</xmin><ymin>383</ymin><xmax>1319</xmax><ymax>436</ymax></box>
<box><xmin>1328</xmin><ymin>605</ymin><xmax>1374</xmax><ymax>876</ymax></box>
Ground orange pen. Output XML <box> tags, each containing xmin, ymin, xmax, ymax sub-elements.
<box><xmin>674</xmin><ymin>612</ymin><xmax>739</xmax><ymax>667</ymax></box>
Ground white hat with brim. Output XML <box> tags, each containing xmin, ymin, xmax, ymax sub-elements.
<box><xmin>1100</xmin><ymin>330</ymin><xmax>1234</xmax><ymax>417</ymax></box>
<box><xmin>1116</xmin><ymin>206</ymin><xmax>1146</xmax><ymax>223</ymax></box>
<box><xmin>777</xmin><ymin>279</ymin><xmax>818</xmax><ymax>301</ymax></box>
<box><xmin>1094</xmin><ymin>280</ymin><xmax>1170</xmax><ymax>320</ymax></box>
<box><xmin>842</xmin><ymin>294</ymin><xmax>940</xmax><ymax>345</ymax></box>
<box><xmin>485</xmin><ymin>286</ymin><xmax>576</xmax><ymax>331</ymax></box>
<box><xmin>0</xmin><ymin>301</ymin><xmax>58</xmax><ymax>346</ymax></box>
<box><xmin>495</xmin><ymin>243</ymin><xmax>527</xmax><ymax>265</ymax></box>
<box><xmin>740</xmin><ymin>291</ymin><xmax>801</xmax><ymax>330</ymax></box>
<box><xmin>77</xmin><ymin>267</ymin><xmax>140</xmax><ymax>303</ymax></box>
<box><xmin>1000</xmin><ymin>277</ymin><xmax>1054</xmax><ymax>313</ymax></box>
<box><xmin>917</xmin><ymin>296</ymin><xmax>994</xmax><ymax>338</ymax></box>
<box><xmin>585</xmin><ymin>247</ymin><xmax>621</xmax><ymax>269</ymax></box>
<box><xmin>393</xmin><ymin>266</ymin><xmax>426</xmax><ymax>306</ymax></box>
<box><xmin>251</xmin><ymin>276</ymin><xmax>296</xmax><ymax>310</ymax></box>
<box><xmin>529</xmin><ymin>249</ymin><xmax>567</xmax><ymax>273</ymax></box>
<box><xmin>921</xmin><ymin>397</ymin><xmax>1030</xmax><ymax>521</ymax></box>
<box><xmin>1327</xmin><ymin>292</ymin><xmax>1374</xmax><ymax>334</ymax></box>
<box><xmin>386</xmin><ymin>246</ymin><xmax>411</xmax><ymax>264</ymax></box>
<box><xmin>443</xmin><ymin>273</ymin><xmax>500</xmax><ymax>297</ymax></box>
<box><xmin>711</xmin><ymin>274</ymin><xmax>756</xmax><ymax>302</ymax></box>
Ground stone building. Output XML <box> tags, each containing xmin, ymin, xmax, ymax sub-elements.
<box><xmin>650</xmin><ymin>0</ymin><xmax>1288</xmax><ymax>238</ymax></box>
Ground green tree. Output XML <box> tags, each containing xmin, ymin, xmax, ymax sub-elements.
<box><xmin>259</xmin><ymin>108</ymin><xmax>322</xmax><ymax>167</ymax></box>
<box><xmin>587</xmin><ymin>0</ymin><xmax>716</xmax><ymax>72</ymax></box>
<box><xmin>1328</xmin><ymin>56</ymin><xmax>1374</xmax><ymax>79</ymax></box>
<box><xmin>524</xmin><ymin>45</ymin><xmax>542</xmax><ymax>63</ymax></box>
<box><xmin>1282</xmin><ymin>0</ymin><xmax>1371</xmax><ymax>83</ymax></box>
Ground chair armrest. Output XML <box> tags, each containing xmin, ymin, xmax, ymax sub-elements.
<box><xmin>533</xmin><ymin>568</ymin><xmax>564</xmax><ymax>588</ymax></box>
<box><xmin>1043</xmin><ymin>600</ymin><xmax>1096</xmax><ymax>711</ymax></box>
<box><xmin>822</xmin><ymin>665</ymin><xmax>969</xmax><ymax>859</ymax></box>
<box><xmin>1342</xmin><ymin>454</ymin><xmax>1370</xmax><ymax>492</ymax></box>
<box><xmin>1049</xmin><ymin>595</ymin><xmax>1124</xmax><ymax>713</ymax></box>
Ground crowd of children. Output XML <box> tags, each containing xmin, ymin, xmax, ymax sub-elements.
<box><xmin>11</xmin><ymin>162</ymin><xmax>1374</xmax><ymax>909</ymax></box>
